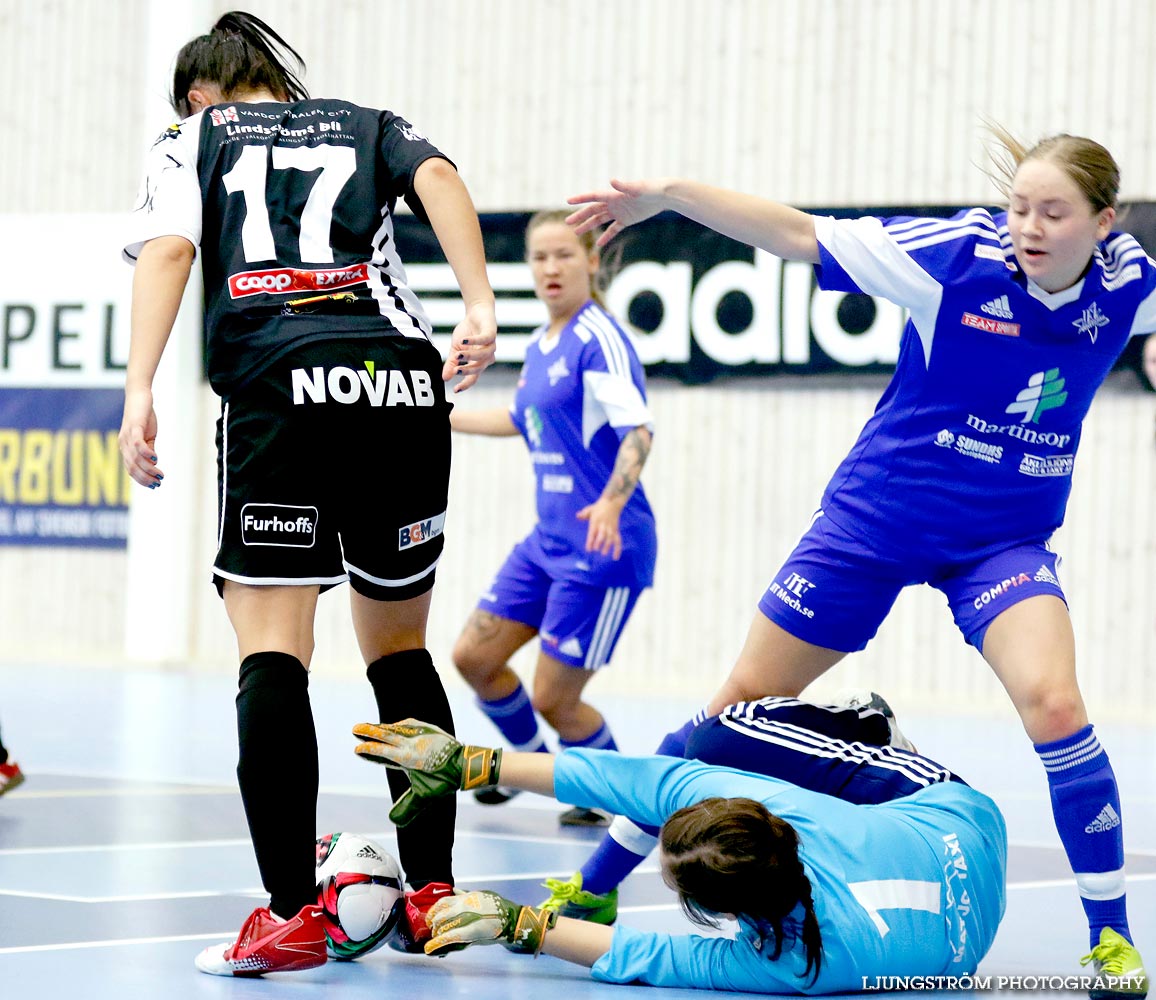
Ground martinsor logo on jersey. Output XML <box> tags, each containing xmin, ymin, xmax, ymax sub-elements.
<box><xmin>228</xmin><ymin>264</ymin><xmax>368</xmax><ymax>299</ymax></box>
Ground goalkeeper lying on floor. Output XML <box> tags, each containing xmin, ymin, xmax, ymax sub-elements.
<box><xmin>353</xmin><ymin>695</ymin><xmax>1008</xmax><ymax>995</ymax></box>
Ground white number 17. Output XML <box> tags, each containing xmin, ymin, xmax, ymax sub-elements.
<box><xmin>222</xmin><ymin>143</ymin><xmax>356</xmax><ymax>264</ymax></box>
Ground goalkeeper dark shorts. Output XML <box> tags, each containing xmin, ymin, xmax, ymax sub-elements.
<box><xmin>212</xmin><ymin>337</ymin><xmax>451</xmax><ymax>601</ymax></box>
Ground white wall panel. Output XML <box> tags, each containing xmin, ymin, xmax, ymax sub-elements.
<box><xmin>6</xmin><ymin>1</ymin><xmax>1156</xmax><ymax>213</ymax></box>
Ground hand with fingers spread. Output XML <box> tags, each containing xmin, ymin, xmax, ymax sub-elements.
<box><xmin>425</xmin><ymin>889</ymin><xmax>557</xmax><ymax>957</ymax></box>
<box><xmin>565</xmin><ymin>178</ymin><xmax>673</xmax><ymax>247</ymax></box>
<box><xmin>352</xmin><ymin>719</ymin><xmax>502</xmax><ymax>826</ymax></box>
<box><xmin>442</xmin><ymin>299</ymin><xmax>497</xmax><ymax>393</ymax></box>
<box><xmin>119</xmin><ymin>385</ymin><xmax>165</xmax><ymax>489</ymax></box>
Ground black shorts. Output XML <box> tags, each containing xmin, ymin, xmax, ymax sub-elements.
<box><xmin>213</xmin><ymin>337</ymin><xmax>451</xmax><ymax>601</ymax></box>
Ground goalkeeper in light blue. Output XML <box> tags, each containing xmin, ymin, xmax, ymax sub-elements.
<box><xmin>352</xmin><ymin>700</ymin><xmax>1012</xmax><ymax>995</ymax></box>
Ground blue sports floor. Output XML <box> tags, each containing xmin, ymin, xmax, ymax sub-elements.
<box><xmin>0</xmin><ymin>663</ymin><xmax>1152</xmax><ymax>999</ymax></box>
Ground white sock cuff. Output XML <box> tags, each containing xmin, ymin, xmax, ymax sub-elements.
<box><xmin>1075</xmin><ymin>868</ymin><xmax>1126</xmax><ymax>901</ymax></box>
<box><xmin>609</xmin><ymin>815</ymin><xmax>658</xmax><ymax>856</ymax></box>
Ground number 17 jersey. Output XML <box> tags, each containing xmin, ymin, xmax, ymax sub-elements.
<box><xmin>125</xmin><ymin>99</ymin><xmax>449</xmax><ymax>396</ymax></box>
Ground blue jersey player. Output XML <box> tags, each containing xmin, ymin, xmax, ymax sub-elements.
<box><xmin>449</xmin><ymin>211</ymin><xmax>656</xmax><ymax>827</ymax></box>
<box><xmin>351</xmin><ymin>697</ymin><xmax>1009</xmax><ymax>994</ymax></box>
<box><xmin>560</xmin><ymin>130</ymin><xmax>1152</xmax><ymax>996</ymax></box>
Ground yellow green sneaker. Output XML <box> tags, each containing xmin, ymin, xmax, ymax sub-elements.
<box><xmin>539</xmin><ymin>872</ymin><xmax>617</xmax><ymax>924</ymax></box>
<box><xmin>1081</xmin><ymin>928</ymin><xmax>1148</xmax><ymax>998</ymax></box>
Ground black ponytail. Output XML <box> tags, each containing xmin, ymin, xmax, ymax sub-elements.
<box><xmin>171</xmin><ymin>10</ymin><xmax>308</xmax><ymax>118</ymax></box>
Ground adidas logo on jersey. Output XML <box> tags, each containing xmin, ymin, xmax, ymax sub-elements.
<box><xmin>1033</xmin><ymin>564</ymin><xmax>1059</xmax><ymax>586</ymax></box>
<box><xmin>980</xmin><ymin>295</ymin><xmax>1014</xmax><ymax>319</ymax></box>
<box><xmin>1085</xmin><ymin>803</ymin><xmax>1121</xmax><ymax>833</ymax></box>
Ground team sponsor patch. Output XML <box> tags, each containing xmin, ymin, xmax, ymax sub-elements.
<box><xmin>228</xmin><ymin>264</ymin><xmax>368</xmax><ymax>299</ymax></box>
<box><xmin>973</xmin><ymin>244</ymin><xmax>1006</xmax><ymax>262</ymax></box>
<box><xmin>209</xmin><ymin>106</ymin><xmax>240</xmax><ymax>126</ymax></box>
<box><xmin>541</xmin><ymin>474</ymin><xmax>573</xmax><ymax>493</ymax></box>
<box><xmin>399</xmin><ymin>511</ymin><xmax>445</xmax><ymax>550</ymax></box>
<box><xmin>972</xmin><ymin>572</ymin><xmax>1031</xmax><ymax>610</ymax></box>
<box><xmin>961</xmin><ymin>312</ymin><xmax>1020</xmax><ymax>337</ymax></box>
<box><xmin>1018</xmin><ymin>453</ymin><xmax>1075</xmax><ymax>477</ymax></box>
<box><xmin>768</xmin><ymin>573</ymin><xmax>816</xmax><ymax>619</ymax></box>
<box><xmin>241</xmin><ymin>503</ymin><xmax>317</xmax><ymax>548</ymax></box>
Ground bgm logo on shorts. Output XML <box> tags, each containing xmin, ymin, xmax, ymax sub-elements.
<box><xmin>399</xmin><ymin>511</ymin><xmax>446</xmax><ymax>550</ymax></box>
<box><xmin>241</xmin><ymin>504</ymin><xmax>318</xmax><ymax>548</ymax></box>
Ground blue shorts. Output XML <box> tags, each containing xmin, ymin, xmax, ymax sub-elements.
<box><xmin>479</xmin><ymin>534</ymin><xmax>644</xmax><ymax>670</ymax></box>
<box><xmin>757</xmin><ymin>511</ymin><xmax>1066</xmax><ymax>653</ymax></box>
<box><xmin>687</xmin><ymin>697</ymin><xmax>963</xmax><ymax>803</ymax></box>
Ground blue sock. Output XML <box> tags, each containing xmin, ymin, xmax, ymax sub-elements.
<box><xmin>476</xmin><ymin>685</ymin><xmax>547</xmax><ymax>753</ymax></box>
<box><xmin>559</xmin><ymin>719</ymin><xmax>618</xmax><ymax>751</ymax></box>
<box><xmin>578</xmin><ymin>713</ymin><xmax>704</xmax><ymax>895</ymax></box>
<box><xmin>655</xmin><ymin>715</ymin><xmax>699</xmax><ymax>758</ymax></box>
<box><xmin>1036</xmin><ymin>725</ymin><xmax>1129</xmax><ymax>947</ymax></box>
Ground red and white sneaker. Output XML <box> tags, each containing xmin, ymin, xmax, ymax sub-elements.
<box><xmin>0</xmin><ymin>761</ymin><xmax>24</xmax><ymax>798</ymax></box>
<box><xmin>388</xmin><ymin>882</ymin><xmax>455</xmax><ymax>953</ymax></box>
<box><xmin>195</xmin><ymin>904</ymin><xmax>327</xmax><ymax>976</ymax></box>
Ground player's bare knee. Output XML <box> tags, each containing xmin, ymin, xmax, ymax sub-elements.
<box><xmin>1022</xmin><ymin>687</ymin><xmax>1087</xmax><ymax>743</ymax></box>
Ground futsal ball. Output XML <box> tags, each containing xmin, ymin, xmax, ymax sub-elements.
<box><xmin>315</xmin><ymin>832</ymin><xmax>405</xmax><ymax>960</ymax></box>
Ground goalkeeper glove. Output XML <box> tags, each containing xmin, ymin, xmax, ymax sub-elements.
<box><xmin>425</xmin><ymin>890</ymin><xmax>557</xmax><ymax>957</ymax></box>
<box><xmin>353</xmin><ymin>719</ymin><xmax>502</xmax><ymax>826</ymax></box>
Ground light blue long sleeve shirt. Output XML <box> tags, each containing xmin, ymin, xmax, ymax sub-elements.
<box><xmin>552</xmin><ymin>749</ymin><xmax>1006</xmax><ymax>994</ymax></box>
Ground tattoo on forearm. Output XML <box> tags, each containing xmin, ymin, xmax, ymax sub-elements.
<box><xmin>603</xmin><ymin>427</ymin><xmax>651</xmax><ymax>502</ymax></box>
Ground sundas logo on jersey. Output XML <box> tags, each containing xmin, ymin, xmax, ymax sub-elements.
<box><xmin>229</xmin><ymin>264</ymin><xmax>368</xmax><ymax>299</ymax></box>
<box><xmin>291</xmin><ymin>362</ymin><xmax>436</xmax><ymax>407</ymax></box>
<box><xmin>241</xmin><ymin>503</ymin><xmax>317</xmax><ymax>548</ymax></box>
<box><xmin>399</xmin><ymin>511</ymin><xmax>445</xmax><ymax>550</ymax></box>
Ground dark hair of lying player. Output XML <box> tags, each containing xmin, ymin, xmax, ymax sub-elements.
<box><xmin>659</xmin><ymin>796</ymin><xmax>823</xmax><ymax>982</ymax></box>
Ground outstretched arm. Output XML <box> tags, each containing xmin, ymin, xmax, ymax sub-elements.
<box><xmin>567</xmin><ymin>177</ymin><xmax>820</xmax><ymax>263</ymax></box>
<box><xmin>423</xmin><ymin>889</ymin><xmax>613</xmax><ymax>966</ymax></box>
<box><xmin>352</xmin><ymin>720</ymin><xmax>557</xmax><ymax>823</ymax></box>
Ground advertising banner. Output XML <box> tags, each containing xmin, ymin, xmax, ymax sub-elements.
<box><xmin>0</xmin><ymin>215</ymin><xmax>133</xmax><ymax>547</ymax></box>
<box><xmin>395</xmin><ymin>204</ymin><xmax>1156</xmax><ymax>384</ymax></box>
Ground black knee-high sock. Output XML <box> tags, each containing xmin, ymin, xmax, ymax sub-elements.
<box><xmin>236</xmin><ymin>651</ymin><xmax>318</xmax><ymax>919</ymax></box>
<box><xmin>367</xmin><ymin>649</ymin><xmax>456</xmax><ymax>889</ymax></box>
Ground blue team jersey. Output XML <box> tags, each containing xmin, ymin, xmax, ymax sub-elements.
<box><xmin>509</xmin><ymin>301</ymin><xmax>657</xmax><ymax>585</ymax></box>
<box><xmin>554</xmin><ymin>749</ymin><xmax>1007</xmax><ymax>994</ymax></box>
<box><xmin>814</xmin><ymin>210</ymin><xmax>1156</xmax><ymax>563</ymax></box>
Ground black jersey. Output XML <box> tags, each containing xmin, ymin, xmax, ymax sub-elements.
<box><xmin>125</xmin><ymin>99</ymin><xmax>450</xmax><ymax>396</ymax></box>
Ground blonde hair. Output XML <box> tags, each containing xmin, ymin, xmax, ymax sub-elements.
<box><xmin>985</xmin><ymin>124</ymin><xmax>1119</xmax><ymax>213</ymax></box>
<box><xmin>525</xmin><ymin>209</ymin><xmax>608</xmax><ymax>308</ymax></box>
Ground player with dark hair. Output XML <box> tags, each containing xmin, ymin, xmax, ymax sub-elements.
<box><xmin>119</xmin><ymin>10</ymin><xmax>496</xmax><ymax>976</ymax></box>
<box><xmin>349</xmin><ymin>695</ymin><xmax>1008</xmax><ymax>994</ymax></box>
<box><xmin>449</xmin><ymin>209</ymin><xmax>655</xmax><ymax>826</ymax></box>
<box><xmin>553</xmin><ymin>130</ymin><xmax>1153</xmax><ymax>995</ymax></box>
